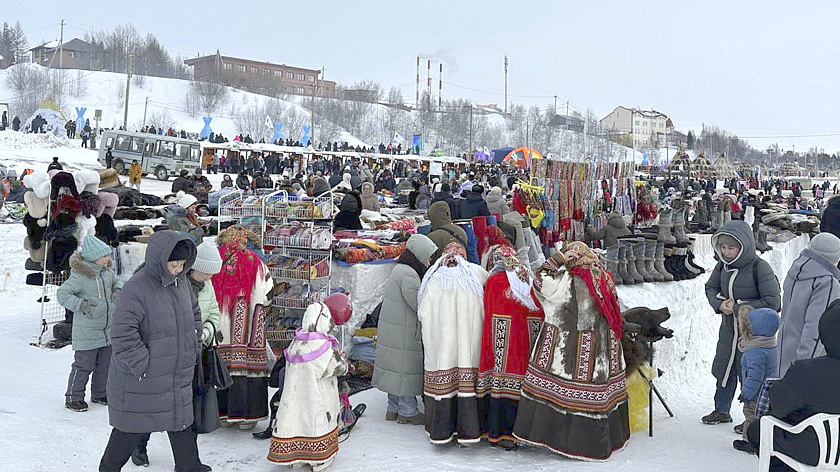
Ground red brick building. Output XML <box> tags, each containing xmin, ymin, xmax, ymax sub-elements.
<box><xmin>184</xmin><ymin>51</ymin><xmax>336</xmax><ymax>97</ymax></box>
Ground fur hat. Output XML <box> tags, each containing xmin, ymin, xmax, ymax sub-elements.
<box><xmin>74</xmin><ymin>170</ymin><xmax>101</xmax><ymax>195</ymax></box>
<box><xmin>50</xmin><ymin>171</ymin><xmax>79</xmax><ymax>200</ymax></box>
<box><xmin>79</xmin><ymin>192</ymin><xmax>101</xmax><ymax>218</ymax></box>
<box><xmin>192</xmin><ymin>241</ymin><xmax>222</xmax><ymax>275</ymax></box>
<box><xmin>24</xmin><ymin>236</ymin><xmax>45</xmax><ymax>262</ymax></box>
<box><xmin>97</xmin><ymin>191</ymin><xmax>119</xmax><ymax>218</ymax></box>
<box><xmin>76</xmin><ymin>214</ymin><xmax>97</xmax><ymax>242</ymax></box>
<box><xmin>23</xmin><ymin>171</ymin><xmax>51</xmax><ymax>199</ymax></box>
<box><xmin>23</xmin><ymin>213</ymin><xmax>46</xmax><ymax>247</ymax></box>
<box><xmin>176</xmin><ymin>191</ymin><xmax>198</xmax><ymax>209</ymax></box>
<box><xmin>24</xmin><ymin>191</ymin><xmax>48</xmax><ymax>221</ymax></box>
<box><xmin>809</xmin><ymin>233</ymin><xmax>840</xmax><ymax>267</ymax></box>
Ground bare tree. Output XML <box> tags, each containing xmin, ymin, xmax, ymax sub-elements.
<box><xmin>69</xmin><ymin>70</ymin><xmax>89</xmax><ymax>98</ymax></box>
<box><xmin>186</xmin><ymin>77</ymin><xmax>228</xmax><ymax>115</ymax></box>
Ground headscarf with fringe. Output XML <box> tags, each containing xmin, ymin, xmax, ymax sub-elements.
<box><xmin>212</xmin><ymin>225</ymin><xmax>266</xmax><ymax>313</ymax></box>
<box><xmin>418</xmin><ymin>242</ymin><xmax>483</xmax><ymax>307</ymax></box>
<box><xmin>488</xmin><ymin>245</ymin><xmax>538</xmax><ymax>311</ymax></box>
<box><xmin>540</xmin><ymin>241</ymin><xmax>622</xmax><ymax>337</ymax></box>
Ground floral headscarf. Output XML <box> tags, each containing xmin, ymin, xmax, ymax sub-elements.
<box><xmin>540</xmin><ymin>241</ymin><xmax>622</xmax><ymax>337</ymax></box>
<box><xmin>489</xmin><ymin>245</ymin><xmax>538</xmax><ymax>311</ymax></box>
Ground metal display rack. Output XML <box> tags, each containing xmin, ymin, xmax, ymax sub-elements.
<box><xmin>34</xmin><ymin>197</ymin><xmax>70</xmax><ymax>346</ymax></box>
<box><xmin>261</xmin><ymin>189</ymin><xmax>334</xmax><ymax>349</ymax></box>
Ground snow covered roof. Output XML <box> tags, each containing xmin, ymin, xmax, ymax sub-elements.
<box><xmin>28</xmin><ymin>38</ymin><xmax>93</xmax><ymax>53</ymax></box>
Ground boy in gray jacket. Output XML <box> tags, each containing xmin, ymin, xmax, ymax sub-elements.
<box><xmin>57</xmin><ymin>235</ymin><xmax>123</xmax><ymax>412</ymax></box>
<box><xmin>703</xmin><ymin>221</ymin><xmax>781</xmax><ymax>426</ymax></box>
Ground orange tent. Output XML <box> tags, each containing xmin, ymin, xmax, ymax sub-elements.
<box><xmin>503</xmin><ymin>147</ymin><xmax>544</xmax><ymax>167</ymax></box>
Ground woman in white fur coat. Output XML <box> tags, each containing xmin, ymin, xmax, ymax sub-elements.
<box><xmin>268</xmin><ymin>302</ymin><xmax>349</xmax><ymax>471</ymax></box>
<box><xmin>417</xmin><ymin>242</ymin><xmax>489</xmax><ymax>445</ymax></box>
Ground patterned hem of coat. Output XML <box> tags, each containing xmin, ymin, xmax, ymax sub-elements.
<box><xmin>267</xmin><ymin>427</ymin><xmax>338</xmax><ymax>465</ymax></box>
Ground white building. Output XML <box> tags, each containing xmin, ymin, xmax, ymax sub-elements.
<box><xmin>600</xmin><ymin>106</ymin><xmax>669</xmax><ymax>146</ymax></box>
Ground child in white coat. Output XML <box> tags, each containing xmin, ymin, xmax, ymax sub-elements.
<box><xmin>267</xmin><ymin>302</ymin><xmax>349</xmax><ymax>471</ymax></box>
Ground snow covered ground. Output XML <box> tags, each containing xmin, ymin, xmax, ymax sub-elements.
<box><xmin>0</xmin><ymin>138</ymin><xmax>801</xmax><ymax>471</ymax></box>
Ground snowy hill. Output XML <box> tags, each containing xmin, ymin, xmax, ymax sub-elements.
<box><xmin>0</xmin><ymin>63</ymin><xmax>366</xmax><ymax>147</ymax></box>
<box><xmin>0</xmin><ymin>64</ymin><xmax>646</xmax><ymax>163</ymax></box>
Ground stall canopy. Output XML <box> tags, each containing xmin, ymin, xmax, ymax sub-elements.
<box><xmin>503</xmin><ymin>147</ymin><xmax>544</xmax><ymax>167</ymax></box>
<box><xmin>491</xmin><ymin>147</ymin><xmax>515</xmax><ymax>164</ymax></box>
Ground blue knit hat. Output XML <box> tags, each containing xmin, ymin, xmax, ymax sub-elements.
<box><xmin>81</xmin><ymin>235</ymin><xmax>111</xmax><ymax>262</ymax></box>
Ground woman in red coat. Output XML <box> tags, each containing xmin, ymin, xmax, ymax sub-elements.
<box><xmin>477</xmin><ymin>244</ymin><xmax>544</xmax><ymax>450</ymax></box>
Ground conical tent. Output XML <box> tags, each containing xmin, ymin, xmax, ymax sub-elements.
<box><xmin>21</xmin><ymin>94</ymin><xmax>68</xmax><ymax>137</ymax></box>
<box><xmin>692</xmin><ymin>152</ymin><xmax>717</xmax><ymax>179</ymax></box>
<box><xmin>666</xmin><ymin>151</ymin><xmax>691</xmax><ymax>174</ymax></box>
<box><xmin>713</xmin><ymin>153</ymin><xmax>739</xmax><ymax>179</ymax></box>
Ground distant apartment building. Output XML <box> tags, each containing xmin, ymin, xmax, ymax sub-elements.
<box><xmin>550</xmin><ymin>114</ymin><xmax>585</xmax><ymax>133</ymax></box>
<box><xmin>184</xmin><ymin>51</ymin><xmax>336</xmax><ymax>97</ymax></box>
<box><xmin>600</xmin><ymin>106</ymin><xmax>669</xmax><ymax>146</ymax></box>
<box><xmin>29</xmin><ymin>38</ymin><xmax>97</xmax><ymax>70</ymax></box>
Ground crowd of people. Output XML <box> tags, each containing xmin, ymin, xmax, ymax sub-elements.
<box><xmin>15</xmin><ymin>146</ymin><xmax>840</xmax><ymax>472</ymax></box>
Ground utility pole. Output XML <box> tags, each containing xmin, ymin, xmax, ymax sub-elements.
<box><xmin>142</xmin><ymin>96</ymin><xmax>148</xmax><ymax>128</ymax></box>
<box><xmin>310</xmin><ymin>76</ymin><xmax>318</xmax><ymax>147</ymax></box>
<box><xmin>468</xmin><ymin>105</ymin><xmax>473</xmax><ymax>155</ymax></box>
<box><xmin>58</xmin><ymin>20</ymin><xmax>65</xmax><ymax>69</ymax></box>
<box><xmin>503</xmin><ymin>55</ymin><xmax>508</xmax><ymax>114</ymax></box>
<box><xmin>123</xmin><ymin>54</ymin><xmax>134</xmax><ymax>130</ymax></box>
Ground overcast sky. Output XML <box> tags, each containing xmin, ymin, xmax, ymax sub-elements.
<box><xmin>10</xmin><ymin>0</ymin><xmax>840</xmax><ymax>154</ymax></box>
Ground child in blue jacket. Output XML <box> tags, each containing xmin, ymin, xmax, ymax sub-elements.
<box><xmin>733</xmin><ymin>305</ymin><xmax>779</xmax><ymax>454</ymax></box>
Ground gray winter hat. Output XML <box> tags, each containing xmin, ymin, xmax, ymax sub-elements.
<box><xmin>810</xmin><ymin>233</ymin><xmax>840</xmax><ymax>267</ymax></box>
<box><xmin>192</xmin><ymin>241</ymin><xmax>223</xmax><ymax>275</ymax></box>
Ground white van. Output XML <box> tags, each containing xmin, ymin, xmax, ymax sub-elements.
<box><xmin>98</xmin><ymin>131</ymin><xmax>201</xmax><ymax>180</ymax></box>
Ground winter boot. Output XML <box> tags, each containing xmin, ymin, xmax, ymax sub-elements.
<box><xmin>709</xmin><ymin>210</ymin><xmax>721</xmax><ymax>232</ymax></box>
<box><xmin>131</xmin><ymin>444</ymin><xmax>149</xmax><ymax>467</ymax></box>
<box><xmin>702</xmin><ymin>411</ymin><xmax>733</xmax><ymax>425</ymax></box>
<box><xmin>605</xmin><ymin>245</ymin><xmax>623</xmax><ymax>285</ymax></box>
<box><xmin>681</xmin><ymin>244</ymin><xmax>703</xmax><ymax>277</ymax></box>
<box><xmin>617</xmin><ymin>243</ymin><xmax>635</xmax><ymax>285</ymax></box>
<box><xmin>644</xmin><ymin>238</ymin><xmax>664</xmax><ymax>282</ymax></box>
<box><xmin>755</xmin><ymin>226</ymin><xmax>772</xmax><ymax>253</ymax></box>
<box><xmin>672</xmin><ymin>207</ymin><xmax>690</xmax><ymax>244</ymax></box>
<box><xmin>663</xmin><ymin>246</ymin><xmax>683</xmax><ymax>281</ymax></box>
<box><xmin>657</xmin><ymin>208</ymin><xmax>678</xmax><ymax>244</ymax></box>
<box><xmin>633</xmin><ymin>239</ymin><xmax>655</xmax><ymax>283</ymax></box>
<box><xmin>655</xmin><ymin>242</ymin><xmax>674</xmax><ymax>282</ymax></box>
<box><xmin>685</xmin><ymin>238</ymin><xmax>706</xmax><ymax>274</ymax></box>
<box><xmin>65</xmin><ymin>400</ymin><xmax>88</xmax><ymax>412</ymax></box>
<box><xmin>620</xmin><ymin>239</ymin><xmax>643</xmax><ymax>284</ymax></box>
<box><xmin>674</xmin><ymin>246</ymin><xmax>697</xmax><ymax>280</ymax></box>
<box><xmin>253</xmin><ymin>391</ymin><xmax>281</xmax><ymax>439</ymax></box>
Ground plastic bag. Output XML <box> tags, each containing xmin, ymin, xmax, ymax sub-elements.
<box><xmin>626</xmin><ymin>362</ymin><xmax>657</xmax><ymax>433</ymax></box>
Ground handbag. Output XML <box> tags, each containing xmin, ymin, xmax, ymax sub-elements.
<box><xmin>193</xmin><ymin>352</ymin><xmax>221</xmax><ymax>434</ymax></box>
<box><xmin>203</xmin><ymin>321</ymin><xmax>233</xmax><ymax>391</ymax></box>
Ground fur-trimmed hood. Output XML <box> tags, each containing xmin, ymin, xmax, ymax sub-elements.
<box><xmin>69</xmin><ymin>251</ymin><xmax>113</xmax><ymax>279</ymax></box>
<box><xmin>738</xmin><ymin>305</ymin><xmax>780</xmax><ymax>339</ymax></box>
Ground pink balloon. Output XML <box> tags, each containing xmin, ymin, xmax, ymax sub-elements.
<box><xmin>324</xmin><ymin>293</ymin><xmax>352</xmax><ymax>325</ymax></box>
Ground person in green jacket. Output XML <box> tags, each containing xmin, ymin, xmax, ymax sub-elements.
<box><xmin>57</xmin><ymin>235</ymin><xmax>123</xmax><ymax>412</ymax></box>
<box><xmin>130</xmin><ymin>240</ymin><xmax>223</xmax><ymax>469</ymax></box>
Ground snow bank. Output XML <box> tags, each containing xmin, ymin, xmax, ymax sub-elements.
<box><xmin>617</xmin><ymin>234</ymin><xmax>809</xmax><ymax>407</ymax></box>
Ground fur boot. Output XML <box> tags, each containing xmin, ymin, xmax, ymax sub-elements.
<box><xmin>672</xmin><ymin>207</ymin><xmax>690</xmax><ymax>244</ymax></box>
<box><xmin>644</xmin><ymin>238</ymin><xmax>664</xmax><ymax>282</ymax></box>
<box><xmin>655</xmin><ymin>242</ymin><xmax>674</xmax><ymax>282</ymax></box>
<box><xmin>620</xmin><ymin>239</ymin><xmax>643</xmax><ymax>284</ymax></box>
<box><xmin>605</xmin><ymin>245</ymin><xmax>623</xmax><ymax>285</ymax></box>
<box><xmin>657</xmin><ymin>208</ymin><xmax>677</xmax><ymax>244</ymax></box>
<box><xmin>633</xmin><ymin>238</ymin><xmax>654</xmax><ymax>283</ymax></box>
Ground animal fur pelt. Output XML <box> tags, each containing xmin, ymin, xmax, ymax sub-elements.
<box><xmin>74</xmin><ymin>170</ymin><xmax>100</xmax><ymax>195</ymax></box>
<box><xmin>79</xmin><ymin>191</ymin><xmax>101</xmax><ymax>218</ymax></box>
<box><xmin>50</xmin><ymin>171</ymin><xmax>79</xmax><ymax>200</ymax></box>
<box><xmin>620</xmin><ymin>307</ymin><xmax>674</xmax><ymax>375</ymax></box>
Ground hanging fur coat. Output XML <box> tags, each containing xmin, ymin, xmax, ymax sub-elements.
<box><xmin>513</xmin><ymin>244</ymin><xmax>630</xmax><ymax>461</ymax></box>
<box><xmin>476</xmin><ymin>246</ymin><xmax>544</xmax><ymax>445</ymax></box>
<box><xmin>268</xmin><ymin>303</ymin><xmax>349</xmax><ymax>470</ymax></box>
<box><xmin>417</xmin><ymin>246</ymin><xmax>489</xmax><ymax>445</ymax></box>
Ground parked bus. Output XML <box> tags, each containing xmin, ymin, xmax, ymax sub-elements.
<box><xmin>97</xmin><ymin>131</ymin><xmax>201</xmax><ymax>180</ymax></box>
